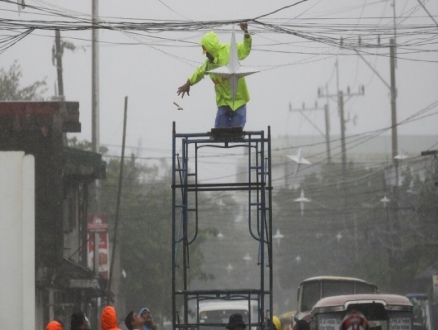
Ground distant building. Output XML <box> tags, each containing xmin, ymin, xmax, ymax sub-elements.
<box><xmin>0</xmin><ymin>101</ymin><xmax>106</xmax><ymax>329</ymax></box>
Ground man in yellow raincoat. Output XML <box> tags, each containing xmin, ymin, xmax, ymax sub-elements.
<box><xmin>177</xmin><ymin>22</ymin><xmax>252</xmax><ymax>128</ymax></box>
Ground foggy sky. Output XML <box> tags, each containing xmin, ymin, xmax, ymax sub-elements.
<box><xmin>1</xmin><ymin>0</ymin><xmax>437</xmax><ymax>163</ymax></box>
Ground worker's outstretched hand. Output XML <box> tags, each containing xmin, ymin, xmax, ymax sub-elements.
<box><xmin>177</xmin><ymin>80</ymin><xmax>191</xmax><ymax>98</ymax></box>
<box><xmin>239</xmin><ymin>22</ymin><xmax>248</xmax><ymax>33</ymax></box>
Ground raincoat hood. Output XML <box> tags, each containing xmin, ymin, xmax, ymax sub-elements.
<box><xmin>45</xmin><ymin>320</ymin><xmax>63</xmax><ymax>330</ymax></box>
<box><xmin>101</xmin><ymin>306</ymin><xmax>120</xmax><ymax>330</ymax></box>
<box><xmin>199</xmin><ymin>32</ymin><xmax>221</xmax><ymax>59</ymax></box>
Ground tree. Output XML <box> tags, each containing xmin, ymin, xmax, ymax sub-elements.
<box><xmin>0</xmin><ymin>61</ymin><xmax>47</xmax><ymax>100</ymax></box>
<box><xmin>273</xmin><ymin>162</ymin><xmax>390</xmax><ymax>308</ymax></box>
<box><xmin>68</xmin><ymin>138</ymin><xmax>215</xmax><ymax>323</ymax></box>
<box><xmin>273</xmin><ymin>157</ymin><xmax>438</xmax><ymax>309</ymax></box>
<box><xmin>106</xmin><ymin>155</ymin><xmax>216</xmax><ymax>323</ymax></box>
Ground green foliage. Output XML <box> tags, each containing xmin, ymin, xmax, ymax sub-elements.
<box><xmin>0</xmin><ymin>61</ymin><xmax>47</xmax><ymax>100</ymax></box>
<box><xmin>69</xmin><ymin>137</ymin><xmax>214</xmax><ymax>322</ymax></box>
<box><xmin>107</xmin><ymin>155</ymin><xmax>214</xmax><ymax>321</ymax></box>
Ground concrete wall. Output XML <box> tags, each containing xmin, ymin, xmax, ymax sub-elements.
<box><xmin>0</xmin><ymin>152</ymin><xmax>35</xmax><ymax>329</ymax></box>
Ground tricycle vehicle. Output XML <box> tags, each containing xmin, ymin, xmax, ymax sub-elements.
<box><xmin>295</xmin><ymin>276</ymin><xmax>378</xmax><ymax>321</ymax></box>
<box><xmin>310</xmin><ymin>294</ymin><xmax>413</xmax><ymax>330</ymax></box>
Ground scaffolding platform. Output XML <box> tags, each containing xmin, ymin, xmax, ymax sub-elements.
<box><xmin>171</xmin><ymin>122</ymin><xmax>273</xmax><ymax>330</ymax></box>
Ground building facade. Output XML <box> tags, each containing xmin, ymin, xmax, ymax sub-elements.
<box><xmin>0</xmin><ymin>101</ymin><xmax>106</xmax><ymax>329</ymax></box>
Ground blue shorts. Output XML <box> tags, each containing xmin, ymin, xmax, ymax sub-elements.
<box><xmin>214</xmin><ymin>104</ymin><xmax>246</xmax><ymax>128</ymax></box>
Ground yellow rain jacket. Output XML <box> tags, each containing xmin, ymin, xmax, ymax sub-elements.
<box><xmin>188</xmin><ymin>31</ymin><xmax>252</xmax><ymax>111</ymax></box>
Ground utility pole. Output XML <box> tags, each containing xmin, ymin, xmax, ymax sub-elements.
<box><xmin>91</xmin><ymin>0</ymin><xmax>100</xmax><ymax>155</ymax></box>
<box><xmin>108</xmin><ymin>97</ymin><xmax>128</xmax><ymax>307</ymax></box>
<box><xmin>339</xmin><ymin>91</ymin><xmax>346</xmax><ymax>179</ymax></box>
<box><xmin>346</xmin><ymin>22</ymin><xmax>401</xmax><ymax>291</ymax></box>
<box><xmin>392</xmin><ymin>0</ymin><xmax>397</xmax><ymax>67</ymax></box>
<box><xmin>318</xmin><ymin>77</ymin><xmax>364</xmax><ymax>243</ymax></box>
<box><xmin>91</xmin><ymin>0</ymin><xmax>100</xmax><ymax>279</ymax></box>
<box><xmin>317</xmin><ymin>84</ymin><xmax>365</xmax><ymax>177</ymax></box>
<box><xmin>289</xmin><ymin>101</ymin><xmax>331</xmax><ymax>163</ymax></box>
<box><xmin>323</xmin><ymin>103</ymin><xmax>330</xmax><ymax>162</ymax></box>
<box><xmin>352</xmin><ymin>37</ymin><xmax>400</xmax><ymax>189</ymax></box>
<box><xmin>54</xmin><ymin>30</ymin><xmax>64</xmax><ymax>98</ymax></box>
<box><xmin>91</xmin><ymin>0</ymin><xmax>101</xmax><ymax>324</ymax></box>
<box><xmin>390</xmin><ymin>38</ymin><xmax>399</xmax><ymax>187</ymax></box>
<box><xmin>54</xmin><ymin>29</ymin><xmax>69</xmax><ymax>148</ymax></box>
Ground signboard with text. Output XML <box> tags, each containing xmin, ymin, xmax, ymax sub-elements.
<box><xmin>87</xmin><ymin>213</ymin><xmax>108</xmax><ymax>232</ymax></box>
<box><xmin>87</xmin><ymin>213</ymin><xmax>109</xmax><ymax>279</ymax></box>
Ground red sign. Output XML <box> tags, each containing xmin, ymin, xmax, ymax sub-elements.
<box><xmin>87</xmin><ymin>213</ymin><xmax>109</xmax><ymax>279</ymax></box>
<box><xmin>87</xmin><ymin>232</ymin><xmax>109</xmax><ymax>279</ymax></box>
<box><xmin>87</xmin><ymin>213</ymin><xmax>108</xmax><ymax>232</ymax></box>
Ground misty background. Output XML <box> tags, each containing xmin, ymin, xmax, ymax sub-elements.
<box><xmin>1</xmin><ymin>0</ymin><xmax>437</xmax><ymax>322</ymax></box>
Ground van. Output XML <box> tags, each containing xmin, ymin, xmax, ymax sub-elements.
<box><xmin>310</xmin><ymin>294</ymin><xmax>413</xmax><ymax>330</ymax></box>
<box><xmin>197</xmin><ymin>300</ymin><xmax>260</xmax><ymax>330</ymax></box>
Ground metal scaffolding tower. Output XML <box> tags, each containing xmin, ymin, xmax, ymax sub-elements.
<box><xmin>171</xmin><ymin>122</ymin><xmax>273</xmax><ymax>330</ymax></box>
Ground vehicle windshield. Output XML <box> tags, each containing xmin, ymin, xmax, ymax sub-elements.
<box><xmin>356</xmin><ymin>282</ymin><xmax>377</xmax><ymax>294</ymax></box>
<box><xmin>200</xmin><ymin>309</ymin><xmax>249</xmax><ymax>329</ymax></box>
<box><xmin>322</xmin><ymin>281</ymin><xmax>354</xmax><ymax>298</ymax></box>
<box><xmin>346</xmin><ymin>303</ymin><xmax>387</xmax><ymax>321</ymax></box>
<box><xmin>301</xmin><ymin>281</ymin><xmax>320</xmax><ymax>312</ymax></box>
<box><xmin>300</xmin><ymin>280</ymin><xmax>377</xmax><ymax>312</ymax></box>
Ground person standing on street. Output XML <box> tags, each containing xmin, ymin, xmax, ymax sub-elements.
<box><xmin>225</xmin><ymin>313</ymin><xmax>247</xmax><ymax>330</ymax></box>
<box><xmin>293</xmin><ymin>319</ymin><xmax>310</xmax><ymax>330</ymax></box>
<box><xmin>125</xmin><ymin>311</ymin><xmax>146</xmax><ymax>330</ymax></box>
<box><xmin>267</xmin><ymin>315</ymin><xmax>281</xmax><ymax>330</ymax></box>
<box><xmin>45</xmin><ymin>319</ymin><xmax>63</xmax><ymax>330</ymax></box>
<box><xmin>280</xmin><ymin>316</ymin><xmax>292</xmax><ymax>330</ymax></box>
<box><xmin>139</xmin><ymin>307</ymin><xmax>157</xmax><ymax>330</ymax></box>
<box><xmin>101</xmin><ymin>306</ymin><xmax>121</xmax><ymax>330</ymax></box>
<box><xmin>71</xmin><ymin>311</ymin><xmax>90</xmax><ymax>330</ymax></box>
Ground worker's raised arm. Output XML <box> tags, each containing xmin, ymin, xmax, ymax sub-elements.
<box><xmin>237</xmin><ymin>22</ymin><xmax>252</xmax><ymax>60</ymax></box>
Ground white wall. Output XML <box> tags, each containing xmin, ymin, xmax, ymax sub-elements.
<box><xmin>0</xmin><ymin>152</ymin><xmax>35</xmax><ymax>329</ymax></box>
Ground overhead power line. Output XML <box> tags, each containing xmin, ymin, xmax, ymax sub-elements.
<box><xmin>0</xmin><ymin>0</ymin><xmax>436</xmax><ymax>65</ymax></box>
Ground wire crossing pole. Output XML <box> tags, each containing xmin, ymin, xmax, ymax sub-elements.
<box><xmin>416</xmin><ymin>0</ymin><xmax>438</xmax><ymax>27</ymax></box>
<box><xmin>318</xmin><ymin>86</ymin><xmax>365</xmax><ymax>169</ymax></box>
<box><xmin>354</xmin><ymin>37</ymin><xmax>399</xmax><ymax>189</ymax></box>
